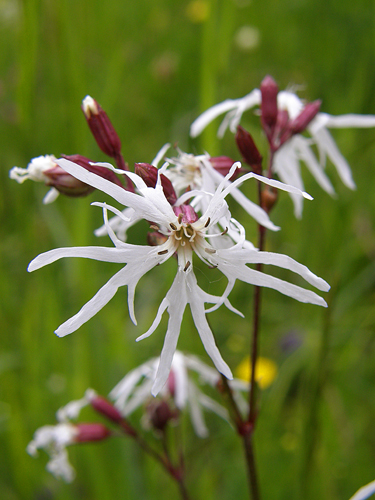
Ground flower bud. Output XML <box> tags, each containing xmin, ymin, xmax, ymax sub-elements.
<box><xmin>74</xmin><ymin>423</ymin><xmax>111</xmax><ymax>443</ymax></box>
<box><xmin>288</xmin><ymin>100</ymin><xmax>321</xmax><ymax>134</ymax></box>
<box><xmin>260</xmin><ymin>75</ymin><xmax>279</xmax><ymax>130</ymax></box>
<box><xmin>173</xmin><ymin>204</ymin><xmax>199</xmax><ymax>224</ymax></box>
<box><xmin>147</xmin><ymin>230</ymin><xmax>168</xmax><ymax>247</ymax></box>
<box><xmin>260</xmin><ymin>186</ymin><xmax>278</xmax><ymax>213</ymax></box>
<box><xmin>90</xmin><ymin>395</ymin><xmax>123</xmax><ymax>423</ymax></box>
<box><xmin>147</xmin><ymin>400</ymin><xmax>176</xmax><ymax>432</ymax></box>
<box><xmin>135</xmin><ymin>163</ymin><xmax>177</xmax><ymax>205</ymax></box>
<box><xmin>235</xmin><ymin>126</ymin><xmax>263</xmax><ymax>174</ymax></box>
<box><xmin>82</xmin><ymin>95</ymin><xmax>122</xmax><ymax>158</ymax></box>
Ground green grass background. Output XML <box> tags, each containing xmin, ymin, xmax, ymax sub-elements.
<box><xmin>1</xmin><ymin>0</ymin><xmax>375</xmax><ymax>498</ymax></box>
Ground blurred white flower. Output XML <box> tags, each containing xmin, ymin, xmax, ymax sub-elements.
<box><xmin>27</xmin><ymin>423</ymin><xmax>78</xmax><ymax>482</ymax></box>
<box><xmin>10</xmin><ymin>155</ymin><xmax>60</xmax><ymax>204</ymax></box>
<box><xmin>27</xmin><ymin>389</ymin><xmax>109</xmax><ymax>482</ymax></box>
<box><xmin>110</xmin><ymin>351</ymin><xmax>247</xmax><ymax>438</ymax></box>
<box><xmin>28</xmin><ymin>158</ymin><xmax>329</xmax><ymax>395</ymax></box>
<box><xmin>190</xmin><ymin>88</ymin><xmax>375</xmax><ymax>217</ymax></box>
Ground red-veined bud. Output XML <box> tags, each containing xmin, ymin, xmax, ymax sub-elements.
<box><xmin>147</xmin><ymin>400</ymin><xmax>177</xmax><ymax>432</ymax></box>
<box><xmin>209</xmin><ymin>156</ymin><xmax>237</xmax><ymax>178</ymax></box>
<box><xmin>173</xmin><ymin>204</ymin><xmax>199</xmax><ymax>224</ymax></box>
<box><xmin>235</xmin><ymin>126</ymin><xmax>263</xmax><ymax>174</ymax></box>
<box><xmin>260</xmin><ymin>75</ymin><xmax>279</xmax><ymax>130</ymax></box>
<box><xmin>135</xmin><ymin>162</ymin><xmax>177</xmax><ymax>205</ymax></box>
<box><xmin>289</xmin><ymin>99</ymin><xmax>321</xmax><ymax>134</ymax></box>
<box><xmin>74</xmin><ymin>423</ymin><xmax>111</xmax><ymax>443</ymax></box>
<box><xmin>82</xmin><ymin>95</ymin><xmax>122</xmax><ymax>158</ymax></box>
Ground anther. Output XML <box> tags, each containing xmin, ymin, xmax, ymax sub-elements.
<box><xmin>158</xmin><ymin>249</ymin><xmax>168</xmax><ymax>255</ymax></box>
<box><xmin>205</xmin><ymin>247</ymin><xmax>216</xmax><ymax>254</ymax></box>
<box><xmin>184</xmin><ymin>261</ymin><xmax>191</xmax><ymax>272</ymax></box>
<box><xmin>178</xmin><ymin>213</ymin><xmax>183</xmax><ymax>224</ymax></box>
<box><xmin>204</xmin><ymin>217</ymin><xmax>211</xmax><ymax>228</ymax></box>
<box><xmin>221</xmin><ymin>227</ymin><xmax>228</xmax><ymax>235</ymax></box>
<box><xmin>170</xmin><ymin>223</ymin><xmax>177</xmax><ymax>231</ymax></box>
<box><xmin>150</xmin><ymin>224</ymin><xmax>159</xmax><ymax>231</ymax></box>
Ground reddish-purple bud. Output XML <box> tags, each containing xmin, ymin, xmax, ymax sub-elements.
<box><xmin>90</xmin><ymin>395</ymin><xmax>123</xmax><ymax>423</ymax></box>
<box><xmin>135</xmin><ymin>162</ymin><xmax>177</xmax><ymax>205</ymax></box>
<box><xmin>209</xmin><ymin>156</ymin><xmax>236</xmax><ymax>178</ymax></box>
<box><xmin>43</xmin><ymin>163</ymin><xmax>95</xmax><ymax>198</ymax></box>
<box><xmin>260</xmin><ymin>76</ymin><xmax>279</xmax><ymax>129</ymax></box>
<box><xmin>235</xmin><ymin>126</ymin><xmax>263</xmax><ymax>174</ymax></box>
<box><xmin>173</xmin><ymin>204</ymin><xmax>199</xmax><ymax>224</ymax></box>
<box><xmin>61</xmin><ymin>154</ymin><xmax>124</xmax><ymax>188</ymax></box>
<box><xmin>147</xmin><ymin>400</ymin><xmax>177</xmax><ymax>432</ymax></box>
<box><xmin>82</xmin><ymin>95</ymin><xmax>122</xmax><ymax>158</ymax></box>
<box><xmin>74</xmin><ymin>423</ymin><xmax>111</xmax><ymax>443</ymax></box>
<box><xmin>289</xmin><ymin>99</ymin><xmax>321</xmax><ymax>134</ymax></box>
<box><xmin>147</xmin><ymin>230</ymin><xmax>168</xmax><ymax>247</ymax></box>
<box><xmin>261</xmin><ymin>186</ymin><xmax>278</xmax><ymax>213</ymax></box>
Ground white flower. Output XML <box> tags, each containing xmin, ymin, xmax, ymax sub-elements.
<box><xmin>28</xmin><ymin>158</ymin><xmax>329</xmax><ymax>395</ymax></box>
<box><xmin>27</xmin><ymin>389</ymin><xmax>103</xmax><ymax>482</ymax></box>
<box><xmin>110</xmin><ymin>350</ymin><xmax>247</xmax><ymax>438</ymax></box>
<box><xmin>9</xmin><ymin>155</ymin><xmax>60</xmax><ymax>204</ymax></box>
<box><xmin>163</xmin><ymin>148</ymin><xmax>279</xmax><ymax>232</ymax></box>
<box><xmin>190</xmin><ymin>88</ymin><xmax>375</xmax><ymax>217</ymax></box>
<box><xmin>27</xmin><ymin>423</ymin><xmax>78</xmax><ymax>482</ymax></box>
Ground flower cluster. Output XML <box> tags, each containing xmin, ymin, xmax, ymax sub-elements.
<box><xmin>15</xmin><ymin>77</ymin><xmax>374</xmax><ymax>485</ymax></box>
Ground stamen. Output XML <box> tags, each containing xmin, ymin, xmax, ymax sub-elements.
<box><xmin>204</xmin><ymin>217</ymin><xmax>211</xmax><ymax>228</ymax></box>
<box><xmin>221</xmin><ymin>227</ymin><xmax>228</xmax><ymax>235</ymax></box>
<box><xmin>157</xmin><ymin>249</ymin><xmax>168</xmax><ymax>255</ymax></box>
<box><xmin>184</xmin><ymin>261</ymin><xmax>191</xmax><ymax>272</ymax></box>
<box><xmin>170</xmin><ymin>223</ymin><xmax>177</xmax><ymax>230</ymax></box>
<box><xmin>178</xmin><ymin>213</ymin><xmax>183</xmax><ymax>224</ymax></box>
<box><xmin>204</xmin><ymin>247</ymin><xmax>217</xmax><ymax>254</ymax></box>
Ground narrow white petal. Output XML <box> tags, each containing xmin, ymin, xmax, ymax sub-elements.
<box><xmin>152</xmin><ymin>143</ymin><xmax>171</xmax><ymax>167</ymax></box>
<box><xmin>55</xmin><ymin>266</ymin><xmax>130</xmax><ymax>337</ymax></box>
<box><xmin>349</xmin><ymin>479</ymin><xmax>375</xmax><ymax>500</ymax></box>
<box><xmin>313</xmin><ymin>128</ymin><xmax>356</xmax><ymax>189</ymax></box>
<box><xmin>43</xmin><ymin>188</ymin><xmax>60</xmax><ymax>204</ymax></box>
<box><xmin>294</xmin><ymin>136</ymin><xmax>336</xmax><ymax>195</ymax></box>
<box><xmin>217</xmin><ymin>259</ymin><xmax>328</xmax><ymax>307</ymax></box>
<box><xmin>151</xmin><ymin>281</ymin><xmax>188</xmax><ymax>396</ymax></box>
<box><xmin>190</xmin><ymin>100</ymin><xmax>240</xmax><ymax>137</ymax></box>
<box><xmin>324</xmin><ymin>114</ymin><xmax>375</xmax><ymax>129</ymax></box>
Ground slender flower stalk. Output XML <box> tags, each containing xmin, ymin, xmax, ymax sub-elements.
<box><xmin>27</xmin><ymin>157</ymin><xmax>329</xmax><ymax>396</ymax></box>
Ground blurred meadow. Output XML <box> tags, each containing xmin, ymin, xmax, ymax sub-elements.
<box><xmin>1</xmin><ymin>0</ymin><xmax>375</xmax><ymax>498</ymax></box>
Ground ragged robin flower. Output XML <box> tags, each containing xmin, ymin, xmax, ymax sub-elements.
<box><xmin>28</xmin><ymin>158</ymin><xmax>330</xmax><ymax>395</ymax></box>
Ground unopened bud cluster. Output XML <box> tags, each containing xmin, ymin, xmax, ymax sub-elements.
<box><xmin>260</xmin><ymin>75</ymin><xmax>321</xmax><ymax>152</ymax></box>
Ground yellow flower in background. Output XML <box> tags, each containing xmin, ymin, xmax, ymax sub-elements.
<box><xmin>236</xmin><ymin>356</ymin><xmax>277</xmax><ymax>389</ymax></box>
<box><xmin>185</xmin><ymin>0</ymin><xmax>210</xmax><ymax>23</ymax></box>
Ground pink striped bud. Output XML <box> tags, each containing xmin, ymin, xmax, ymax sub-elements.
<box><xmin>173</xmin><ymin>204</ymin><xmax>199</xmax><ymax>224</ymax></box>
<box><xmin>74</xmin><ymin>423</ymin><xmax>111</xmax><ymax>443</ymax></box>
<box><xmin>82</xmin><ymin>96</ymin><xmax>122</xmax><ymax>158</ymax></box>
